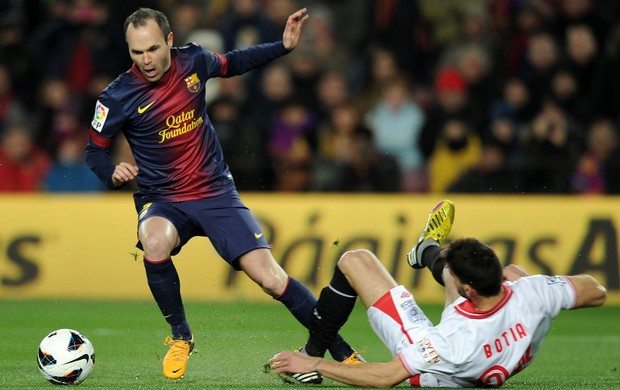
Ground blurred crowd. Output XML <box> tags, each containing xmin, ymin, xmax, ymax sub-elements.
<box><xmin>1</xmin><ymin>0</ymin><xmax>620</xmax><ymax>194</ymax></box>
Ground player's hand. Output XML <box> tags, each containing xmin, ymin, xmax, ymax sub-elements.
<box><xmin>111</xmin><ymin>162</ymin><xmax>139</xmax><ymax>187</ymax></box>
<box><xmin>269</xmin><ymin>351</ymin><xmax>321</xmax><ymax>374</ymax></box>
<box><xmin>282</xmin><ymin>8</ymin><xmax>309</xmax><ymax>50</ymax></box>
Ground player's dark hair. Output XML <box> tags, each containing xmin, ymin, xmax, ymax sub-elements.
<box><xmin>124</xmin><ymin>8</ymin><xmax>171</xmax><ymax>40</ymax></box>
<box><xmin>443</xmin><ymin>238</ymin><xmax>503</xmax><ymax>297</ymax></box>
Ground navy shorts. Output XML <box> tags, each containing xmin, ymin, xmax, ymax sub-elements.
<box><xmin>135</xmin><ymin>190</ymin><xmax>269</xmax><ymax>270</ymax></box>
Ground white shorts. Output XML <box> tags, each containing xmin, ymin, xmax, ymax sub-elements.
<box><xmin>367</xmin><ymin>285</ymin><xmax>459</xmax><ymax>387</ymax></box>
<box><xmin>367</xmin><ymin>285</ymin><xmax>433</xmax><ymax>358</ymax></box>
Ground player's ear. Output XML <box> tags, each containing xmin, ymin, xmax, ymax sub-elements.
<box><xmin>166</xmin><ymin>32</ymin><xmax>173</xmax><ymax>47</ymax></box>
<box><xmin>463</xmin><ymin>284</ymin><xmax>476</xmax><ymax>299</ymax></box>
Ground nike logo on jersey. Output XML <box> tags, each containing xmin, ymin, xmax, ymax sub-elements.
<box><xmin>254</xmin><ymin>232</ymin><xmax>263</xmax><ymax>239</ymax></box>
<box><xmin>137</xmin><ymin>101</ymin><xmax>156</xmax><ymax>114</ymax></box>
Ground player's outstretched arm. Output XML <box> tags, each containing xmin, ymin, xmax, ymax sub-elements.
<box><xmin>270</xmin><ymin>352</ymin><xmax>410</xmax><ymax>387</ymax></box>
<box><xmin>565</xmin><ymin>274</ymin><xmax>607</xmax><ymax>308</ymax></box>
<box><xmin>282</xmin><ymin>8</ymin><xmax>309</xmax><ymax>50</ymax></box>
<box><xmin>502</xmin><ymin>265</ymin><xmax>606</xmax><ymax>308</ymax></box>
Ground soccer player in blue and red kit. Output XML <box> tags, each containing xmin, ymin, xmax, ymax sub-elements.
<box><xmin>85</xmin><ymin>7</ymin><xmax>363</xmax><ymax>380</ymax></box>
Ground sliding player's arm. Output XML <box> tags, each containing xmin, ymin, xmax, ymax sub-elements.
<box><xmin>270</xmin><ymin>352</ymin><xmax>410</xmax><ymax>388</ymax></box>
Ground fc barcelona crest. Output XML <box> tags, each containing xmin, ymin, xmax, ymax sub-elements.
<box><xmin>184</xmin><ymin>73</ymin><xmax>201</xmax><ymax>93</ymax></box>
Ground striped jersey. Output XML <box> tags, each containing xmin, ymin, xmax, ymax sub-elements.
<box><xmin>85</xmin><ymin>41</ymin><xmax>288</xmax><ymax>205</ymax></box>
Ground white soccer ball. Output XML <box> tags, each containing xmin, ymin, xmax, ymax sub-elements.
<box><xmin>37</xmin><ymin>329</ymin><xmax>95</xmax><ymax>385</ymax></box>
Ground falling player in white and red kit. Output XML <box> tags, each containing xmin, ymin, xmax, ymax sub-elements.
<box><xmin>268</xmin><ymin>200</ymin><xmax>607</xmax><ymax>387</ymax></box>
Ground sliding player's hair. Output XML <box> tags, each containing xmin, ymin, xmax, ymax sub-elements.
<box><xmin>443</xmin><ymin>238</ymin><xmax>503</xmax><ymax>296</ymax></box>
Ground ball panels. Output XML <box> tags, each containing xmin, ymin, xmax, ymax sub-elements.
<box><xmin>37</xmin><ymin>329</ymin><xmax>95</xmax><ymax>385</ymax></box>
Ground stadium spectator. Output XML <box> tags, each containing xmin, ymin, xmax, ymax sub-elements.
<box><xmin>0</xmin><ymin>123</ymin><xmax>51</xmax><ymax>192</ymax></box>
<box><xmin>547</xmin><ymin>67</ymin><xmax>581</xmax><ymax>122</ymax></box>
<box><xmin>208</xmin><ymin>96</ymin><xmax>269</xmax><ymax>191</ymax></box>
<box><xmin>167</xmin><ymin>0</ymin><xmax>203</xmax><ymax>47</ymax></box>
<box><xmin>286</xmin><ymin>45</ymin><xmax>324</xmax><ymax>107</ymax></box>
<box><xmin>448</xmin><ymin>142</ymin><xmax>522</xmax><ymax>194</ymax></box>
<box><xmin>560</xmin><ymin>24</ymin><xmax>608</xmax><ymax>127</ymax></box>
<box><xmin>312</xmin><ymin>100</ymin><xmax>364</xmax><ymax>191</ymax></box>
<box><xmin>487</xmin><ymin>81</ymin><xmax>529</xmax><ymax>151</ymax></box>
<box><xmin>365</xmin><ymin>75</ymin><xmax>426</xmax><ymax>192</ymax></box>
<box><xmin>521</xmin><ymin>101</ymin><xmax>578</xmax><ymax>193</ymax></box>
<box><xmin>500</xmin><ymin>4</ymin><xmax>545</xmax><ymax>77</ymax></box>
<box><xmin>44</xmin><ymin>134</ymin><xmax>104</xmax><ymax>192</ymax></box>
<box><xmin>267</xmin><ymin>200</ymin><xmax>607</xmax><ymax>387</ymax></box>
<box><xmin>406</xmin><ymin>0</ymin><xmax>472</xmax><ymax>79</ymax></box>
<box><xmin>249</xmin><ymin>63</ymin><xmax>295</xmax><ymax>148</ymax></box>
<box><xmin>0</xmin><ymin>64</ymin><xmax>27</xmax><ymax>130</ymax></box>
<box><xmin>219</xmin><ymin>0</ymin><xmax>280</xmax><ymax>51</ymax></box>
<box><xmin>591</xmin><ymin>21</ymin><xmax>620</xmax><ymax>121</ymax></box>
<box><xmin>217</xmin><ymin>0</ymin><xmax>282</xmax><ymax>96</ymax></box>
<box><xmin>419</xmin><ymin>66</ymin><xmax>481</xmax><ymax>161</ymax></box>
<box><xmin>570</xmin><ymin>119</ymin><xmax>620</xmax><ymax>194</ymax></box>
<box><xmin>338</xmin><ymin>126</ymin><xmax>400</xmax><ymax>192</ymax></box>
<box><xmin>311</xmin><ymin>101</ymin><xmax>399</xmax><ymax>192</ymax></box>
<box><xmin>268</xmin><ymin>99</ymin><xmax>316</xmax><ymax>192</ymax></box>
<box><xmin>459</xmin><ymin>4</ymin><xmax>497</xmax><ymax>54</ymax></box>
<box><xmin>0</xmin><ymin>2</ymin><xmax>38</xmax><ymax>106</ymax></box>
<box><xmin>355</xmin><ymin>46</ymin><xmax>402</xmax><ymax>114</ymax></box>
<box><xmin>484</xmin><ymin>110</ymin><xmax>525</xmax><ymax>169</ymax></box>
<box><xmin>35</xmin><ymin>79</ymin><xmax>82</xmax><ymax>156</ymax></box>
<box><xmin>427</xmin><ymin>119</ymin><xmax>482</xmax><ymax>193</ymax></box>
<box><xmin>453</xmin><ymin>42</ymin><xmax>502</xmax><ymax>132</ymax></box>
<box><xmin>519</xmin><ymin>32</ymin><xmax>561</xmax><ymax>111</ymax></box>
<box><xmin>30</xmin><ymin>0</ymin><xmax>127</xmax><ymax>95</ymax></box>
<box><xmin>551</xmin><ymin>0</ymin><xmax>614</xmax><ymax>51</ymax></box>
<box><xmin>314</xmin><ymin>68</ymin><xmax>351</xmax><ymax>124</ymax></box>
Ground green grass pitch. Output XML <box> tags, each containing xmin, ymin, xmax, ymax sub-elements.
<box><xmin>1</xmin><ymin>300</ymin><xmax>618</xmax><ymax>389</ymax></box>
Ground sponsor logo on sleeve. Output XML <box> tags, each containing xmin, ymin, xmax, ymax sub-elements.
<box><xmin>545</xmin><ymin>276</ymin><xmax>566</xmax><ymax>285</ymax></box>
<box><xmin>416</xmin><ymin>337</ymin><xmax>441</xmax><ymax>365</ymax></box>
<box><xmin>92</xmin><ymin>100</ymin><xmax>109</xmax><ymax>132</ymax></box>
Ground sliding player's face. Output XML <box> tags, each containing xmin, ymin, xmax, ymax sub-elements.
<box><xmin>126</xmin><ymin>19</ymin><xmax>173</xmax><ymax>82</ymax></box>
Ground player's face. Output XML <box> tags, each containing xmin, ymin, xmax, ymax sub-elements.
<box><xmin>126</xmin><ymin>19</ymin><xmax>173</xmax><ymax>82</ymax></box>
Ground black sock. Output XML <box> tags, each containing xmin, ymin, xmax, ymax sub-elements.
<box><xmin>144</xmin><ymin>258</ymin><xmax>191</xmax><ymax>340</ymax></box>
<box><xmin>276</xmin><ymin>276</ymin><xmax>354</xmax><ymax>360</ymax></box>
<box><xmin>329</xmin><ymin>265</ymin><xmax>357</xmax><ymax>296</ymax></box>
<box><xmin>305</xmin><ymin>267</ymin><xmax>357</xmax><ymax>358</ymax></box>
<box><xmin>422</xmin><ymin>246</ymin><xmax>446</xmax><ymax>286</ymax></box>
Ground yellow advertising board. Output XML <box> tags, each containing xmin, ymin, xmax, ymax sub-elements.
<box><xmin>0</xmin><ymin>194</ymin><xmax>618</xmax><ymax>304</ymax></box>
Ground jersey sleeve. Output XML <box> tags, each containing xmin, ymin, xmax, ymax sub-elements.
<box><xmin>85</xmin><ymin>93</ymin><xmax>127</xmax><ymax>189</ymax></box>
<box><xmin>200</xmin><ymin>41</ymin><xmax>289</xmax><ymax>78</ymax></box>
<box><xmin>512</xmin><ymin>275</ymin><xmax>577</xmax><ymax>316</ymax></box>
